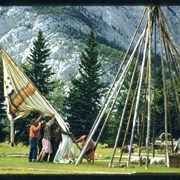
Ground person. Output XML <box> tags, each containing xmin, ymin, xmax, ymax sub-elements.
<box><xmin>174</xmin><ymin>138</ymin><xmax>180</xmax><ymax>153</ymax></box>
<box><xmin>38</xmin><ymin>120</ymin><xmax>46</xmax><ymax>155</ymax></box>
<box><xmin>159</xmin><ymin>132</ymin><xmax>172</xmax><ymax>142</ymax></box>
<box><xmin>76</xmin><ymin>135</ymin><xmax>95</xmax><ymax>163</ymax></box>
<box><xmin>53</xmin><ymin>122</ymin><xmax>76</xmax><ymax>164</ymax></box>
<box><xmin>28</xmin><ymin>114</ymin><xmax>43</xmax><ymax>162</ymax></box>
<box><xmin>38</xmin><ymin>116</ymin><xmax>56</xmax><ymax>162</ymax></box>
<box><xmin>49</xmin><ymin>120</ymin><xmax>62</xmax><ymax>162</ymax></box>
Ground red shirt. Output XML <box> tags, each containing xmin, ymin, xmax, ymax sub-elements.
<box><xmin>29</xmin><ymin>124</ymin><xmax>40</xmax><ymax>139</ymax></box>
<box><xmin>76</xmin><ymin>135</ymin><xmax>94</xmax><ymax>150</ymax></box>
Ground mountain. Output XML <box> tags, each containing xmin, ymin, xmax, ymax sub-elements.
<box><xmin>0</xmin><ymin>6</ymin><xmax>179</xmax><ymax>81</ymax></box>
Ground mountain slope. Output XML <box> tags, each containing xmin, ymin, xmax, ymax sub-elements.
<box><xmin>0</xmin><ymin>6</ymin><xmax>179</xmax><ymax>81</ymax></box>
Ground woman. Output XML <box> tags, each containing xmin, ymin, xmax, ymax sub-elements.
<box><xmin>38</xmin><ymin>116</ymin><xmax>55</xmax><ymax>162</ymax></box>
<box><xmin>76</xmin><ymin>135</ymin><xmax>95</xmax><ymax>163</ymax></box>
<box><xmin>53</xmin><ymin>122</ymin><xmax>75</xmax><ymax>164</ymax></box>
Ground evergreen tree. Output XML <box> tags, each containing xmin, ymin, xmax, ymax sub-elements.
<box><xmin>0</xmin><ymin>51</ymin><xmax>6</xmax><ymax>118</ymax></box>
<box><xmin>166</xmin><ymin>79</ymin><xmax>179</xmax><ymax>139</ymax></box>
<box><xmin>154</xmin><ymin>68</ymin><xmax>179</xmax><ymax>139</ymax></box>
<box><xmin>64</xmin><ymin>30</ymin><xmax>105</xmax><ymax>138</ymax></box>
<box><xmin>48</xmin><ymin>78</ymin><xmax>65</xmax><ymax>114</ymax></box>
<box><xmin>19</xmin><ymin>30</ymin><xmax>56</xmax><ymax>145</ymax></box>
<box><xmin>154</xmin><ymin>68</ymin><xmax>165</xmax><ymax>136</ymax></box>
<box><xmin>0</xmin><ymin>51</ymin><xmax>7</xmax><ymax>142</ymax></box>
<box><xmin>23</xmin><ymin>30</ymin><xmax>55</xmax><ymax>99</ymax></box>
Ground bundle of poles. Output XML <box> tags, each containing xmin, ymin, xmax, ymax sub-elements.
<box><xmin>75</xmin><ymin>6</ymin><xmax>180</xmax><ymax>168</ymax></box>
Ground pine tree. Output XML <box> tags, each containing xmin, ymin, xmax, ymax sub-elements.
<box><xmin>64</xmin><ymin>30</ymin><xmax>105</xmax><ymax>138</ymax></box>
<box><xmin>154</xmin><ymin>68</ymin><xmax>179</xmax><ymax>139</ymax></box>
<box><xmin>48</xmin><ymin>78</ymin><xmax>65</xmax><ymax>114</ymax></box>
<box><xmin>166</xmin><ymin>79</ymin><xmax>179</xmax><ymax>139</ymax></box>
<box><xmin>0</xmin><ymin>51</ymin><xmax>8</xmax><ymax>142</ymax></box>
<box><xmin>0</xmin><ymin>51</ymin><xmax>6</xmax><ymax>118</ymax></box>
<box><xmin>154</xmin><ymin>68</ymin><xmax>164</xmax><ymax>136</ymax></box>
<box><xmin>19</xmin><ymin>30</ymin><xmax>56</xmax><ymax>145</ymax></box>
<box><xmin>23</xmin><ymin>30</ymin><xmax>55</xmax><ymax>99</ymax></box>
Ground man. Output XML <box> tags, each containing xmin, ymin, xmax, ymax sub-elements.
<box><xmin>28</xmin><ymin>114</ymin><xmax>43</xmax><ymax>162</ymax></box>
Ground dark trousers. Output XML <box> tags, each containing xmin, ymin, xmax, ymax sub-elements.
<box><xmin>38</xmin><ymin>138</ymin><xmax>43</xmax><ymax>155</ymax></box>
<box><xmin>49</xmin><ymin>139</ymin><xmax>60</xmax><ymax>162</ymax></box>
<box><xmin>28</xmin><ymin>137</ymin><xmax>38</xmax><ymax>161</ymax></box>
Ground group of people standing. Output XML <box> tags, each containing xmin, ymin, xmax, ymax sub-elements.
<box><xmin>28</xmin><ymin>114</ymin><xmax>62</xmax><ymax>163</ymax></box>
<box><xmin>28</xmin><ymin>114</ymin><xmax>96</xmax><ymax>164</ymax></box>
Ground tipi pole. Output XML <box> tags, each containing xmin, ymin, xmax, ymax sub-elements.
<box><xmin>157</xmin><ymin>8</ymin><xmax>169</xmax><ymax>166</ymax></box>
<box><xmin>75</xmin><ymin>29</ymin><xmax>146</xmax><ymax>165</ymax></box>
<box><xmin>161</xmin><ymin>15</ymin><xmax>180</xmax><ymax>128</ymax></box>
<box><xmin>138</xmin><ymin>55</ymin><xmax>149</xmax><ymax>163</ymax></box>
<box><xmin>163</xmin><ymin>37</ymin><xmax>180</xmax><ymax>119</ymax></box>
<box><xmin>95</xmin><ymin>29</ymin><xmax>144</xmax><ymax>151</ymax></box>
<box><xmin>166</xmin><ymin>47</ymin><xmax>180</xmax><ymax>128</ymax></box>
<box><xmin>88</xmin><ymin>7</ymin><xmax>147</xmax><ymax>137</ymax></box>
<box><xmin>127</xmin><ymin>27</ymin><xmax>149</xmax><ymax>167</ymax></box>
<box><xmin>145</xmin><ymin>6</ymin><xmax>153</xmax><ymax>168</ymax></box>
<box><xmin>160</xmin><ymin>25</ymin><xmax>180</xmax><ymax>65</ymax></box>
<box><xmin>162</xmin><ymin>33</ymin><xmax>180</xmax><ymax>75</ymax></box>
<box><xmin>109</xmin><ymin>34</ymin><xmax>144</xmax><ymax>167</ymax></box>
<box><xmin>152</xmin><ymin>20</ymin><xmax>157</xmax><ymax>158</ymax></box>
<box><xmin>164</xmin><ymin>39</ymin><xmax>176</xmax><ymax>153</ymax></box>
<box><xmin>119</xmin><ymin>74</ymin><xmax>140</xmax><ymax>164</ymax></box>
<box><xmin>166</xmin><ymin>47</ymin><xmax>180</xmax><ymax>82</ymax></box>
<box><xmin>159</xmin><ymin>8</ymin><xmax>180</xmax><ymax>51</ymax></box>
<box><xmin>161</xmin><ymin>12</ymin><xmax>180</xmax><ymax>78</ymax></box>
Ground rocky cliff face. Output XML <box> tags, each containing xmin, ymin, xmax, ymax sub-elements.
<box><xmin>0</xmin><ymin>6</ymin><xmax>179</xmax><ymax>80</ymax></box>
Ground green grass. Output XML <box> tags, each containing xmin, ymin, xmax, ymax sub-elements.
<box><xmin>0</xmin><ymin>142</ymin><xmax>179</xmax><ymax>175</ymax></box>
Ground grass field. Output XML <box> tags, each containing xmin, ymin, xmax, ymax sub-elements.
<box><xmin>0</xmin><ymin>142</ymin><xmax>179</xmax><ymax>175</ymax></box>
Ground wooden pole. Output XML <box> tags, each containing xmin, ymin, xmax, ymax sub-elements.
<box><xmin>109</xmin><ymin>35</ymin><xmax>144</xmax><ymax>167</ymax></box>
<box><xmin>95</xmin><ymin>44</ymin><xmax>137</xmax><ymax>150</ymax></box>
<box><xmin>166</xmin><ymin>47</ymin><xmax>180</xmax><ymax>129</ymax></box>
<box><xmin>157</xmin><ymin>7</ymin><xmax>169</xmax><ymax>166</ymax></box>
<box><xmin>75</xmin><ymin>29</ymin><xmax>146</xmax><ymax>166</ymax></box>
<box><xmin>88</xmin><ymin>7</ymin><xmax>148</xmax><ymax>138</ymax></box>
<box><xmin>127</xmin><ymin>27</ymin><xmax>149</xmax><ymax>167</ymax></box>
<box><xmin>145</xmin><ymin>6</ymin><xmax>153</xmax><ymax>169</ymax></box>
<box><xmin>163</xmin><ymin>42</ymin><xmax>180</xmax><ymax>120</ymax></box>
<box><xmin>138</xmin><ymin>53</ymin><xmax>149</xmax><ymax>164</ymax></box>
<box><xmin>152</xmin><ymin>19</ymin><xmax>157</xmax><ymax>158</ymax></box>
<box><xmin>163</xmin><ymin>39</ymin><xmax>177</xmax><ymax>153</ymax></box>
<box><xmin>119</xmin><ymin>75</ymin><xmax>140</xmax><ymax>164</ymax></box>
<box><xmin>95</xmin><ymin>25</ymin><xmax>145</xmax><ymax>152</ymax></box>
<box><xmin>159</xmin><ymin>8</ymin><xmax>180</xmax><ymax>51</ymax></box>
<box><xmin>10</xmin><ymin>118</ymin><xmax>15</xmax><ymax>147</ymax></box>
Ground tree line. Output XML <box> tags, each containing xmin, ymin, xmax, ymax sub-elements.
<box><xmin>0</xmin><ymin>30</ymin><xmax>179</xmax><ymax>147</ymax></box>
